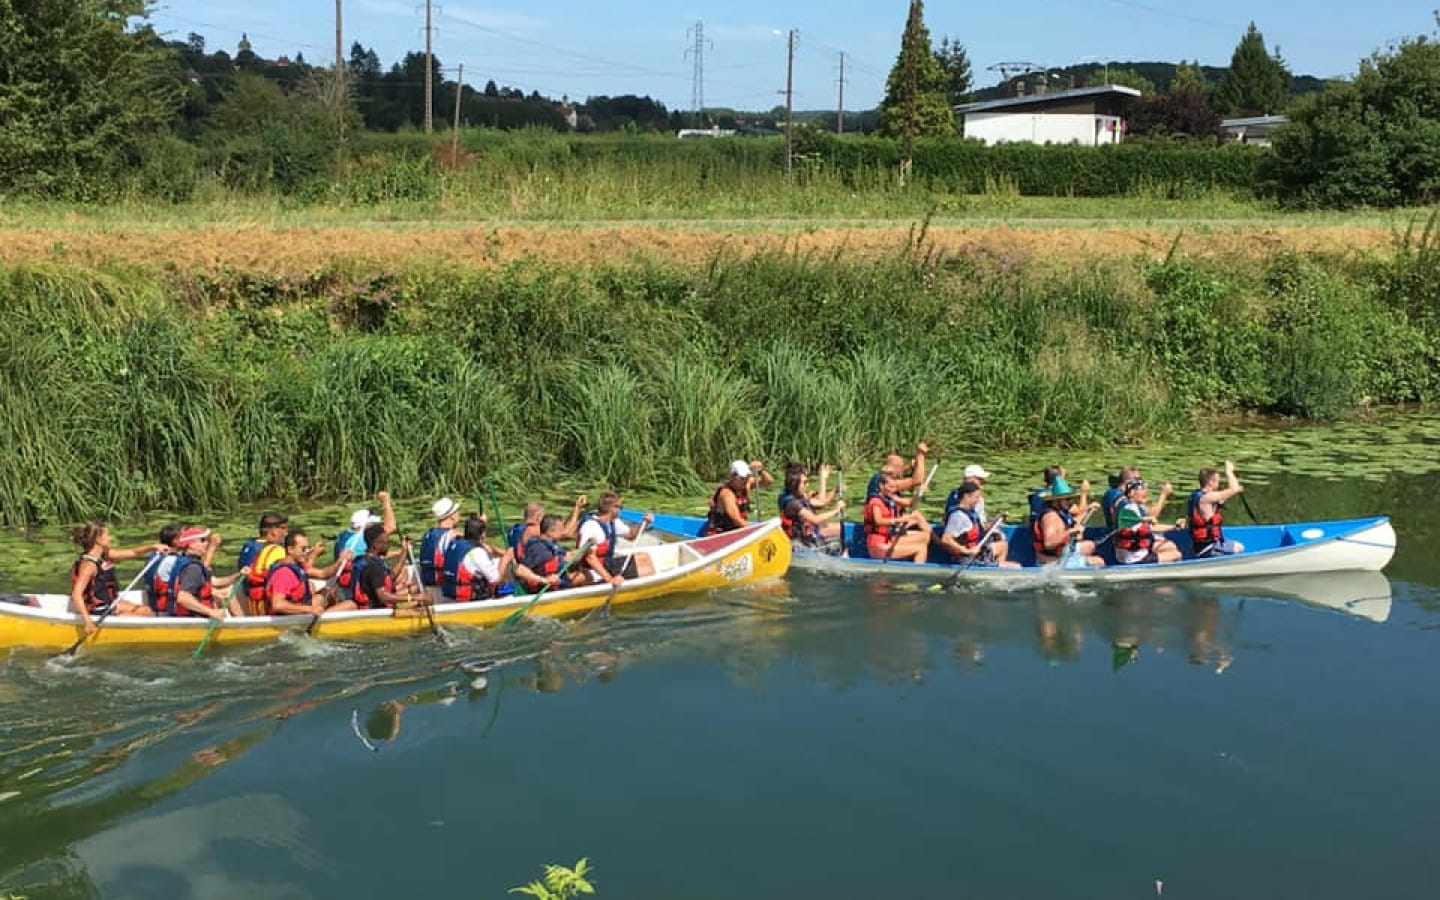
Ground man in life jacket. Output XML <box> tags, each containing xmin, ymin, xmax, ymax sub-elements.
<box><xmin>418</xmin><ymin>497</ymin><xmax>461</xmax><ymax>604</ymax></box>
<box><xmin>143</xmin><ymin>523</ymin><xmax>183</xmax><ymax>613</ymax></box>
<box><xmin>1101</xmin><ymin>467</ymin><xmax>1140</xmax><ymax>532</ymax></box>
<box><xmin>1188</xmin><ymin>461</ymin><xmax>1247</xmax><ymax>557</ymax></box>
<box><xmin>334</xmin><ymin>491</ymin><xmax>397</xmax><ymax>559</ymax></box>
<box><xmin>169</xmin><ymin>527</ymin><xmax>245</xmax><ymax>619</ymax></box>
<box><xmin>262</xmin><ymin>530</ymin><xmax>335</xmax><ymax>617</ymax></box>
<box><xmin>703</xmin><ymin>460</ymin><xmax>760</xmax><ymax>535</ymax></box>
<box><xmin>444</xmin><ymin>515</ymin><xmax>528</xmax><ymax>602</ymax></box>
<box><xmin>778</xmin><ymin>462</ymin><xmax>846</xmax><ymax>552</ymax></box>
<box><xmin>939</xmin><ymin>482</ymin><xmax>1019</xmax><ymax>567</ymax></box>
<box><xmin>521</xmin><ymin>515</ymin><xmax>588</xmax><ymax>591</ymax></box>
<box><xmin>577</xmin><ymin>491</ymin><xmax>656</xmax><ymax>586</ymax></box>
<box><xmin>1113</xmin><ymin>479</ymin><xmax>1183</xmax><ymax>565</ymax></box>
<box><xmin>866</xmin><ymin>442</ymin><xmax>929</xmax><ymax>503</ymax></box>
<box><xmin>240</xmin><ymin>512</ymin><xmax>289</xmax><ymax>615</ymax></box>
<box><xmin>944</xmin><ymin>464</ymin><xmax>993</xmax><ymax>527</ymax></box>
<box><xmin>863</xmin><ymin>472</ymin><xmax>931</xmax><ymax>562</ymax></box>
<box><xmin>334</xmin><ymin>525</ymin><xmax>425</xmax><ymax>614</ymax></box>
<box><xmin>1031</xmin><ymin>475</ymin><xmax>1104</xmax><ymax>567</ymax></box>
<box><xmin>1028</xmin><ymin>465</ymin><xmax>1068</xmax><ymax>521</ymax></box>
<box><xmin>510</xmin><ymin>494</ymin><xmax>588</xmax><ymax>555</ymax></box>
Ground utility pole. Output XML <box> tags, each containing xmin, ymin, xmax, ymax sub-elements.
<box><xmin>451</xmin><ymin>63</ymin><xmax>463</xmax><ymax>165</ymax></box>
<box><xmin>335</xmin><ymin>0</ymin><xmax>345</xmax><ymax>162</ymax></box>
<box><xmin>334</xmin><ymin>0</ymin><xmax>344</xmax><ymax>81</ymax></box>
<box><xmin>784</xmin><ymin>28</ymin><xmax>795</xmax><ymax>176</ymax></box>
<box><xmin>424</xmin><ymin>0</ymin><xmax>434</xmax><ymax>133</ymax></box>
<box><xmin>836</xmin><ymin>51</ymin><xmax>846</xmax><ymax>134</ymax></box>
<box><xmin>686</xmin><ymin>21</ymin><xmax>712</xmax><ymax>125</ymax></box>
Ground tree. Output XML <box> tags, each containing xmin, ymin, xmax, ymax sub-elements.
<box><xmin>483</xmin><ymin>79</ymin><xmax>499</xmax><ymax>98</ymax></box>
<box><xmin>1265</xmin><ymin>35</ymin><xmax>1440</xmax><ymax>208</ymax></box>
<box><xmin>1170</xmin><ymin>60</ymin><xmax>1208</xmax><ymax>97</ymax></box>
<box><xmin>934</xmin><ymin>36</ymin><xmax>972</xmax><ymax>105</ymax></box>
<box><xmin>1216</xmin><ymin>23</ymin><xmax>1290</xmax><ymax>115</ymax></box>
<box><xmin>0</xmin><ymin>0</ymin><xmax>182</xmax><ymax>197</ymax></box>
<box><xmin>1084</xmin><ymin>67</ymin><xmax>1155</xmax><ymax>94</ymax></box>
<box><xmin>879</xmin><ymin>0</ymin><xmax>955</xmax><ymax>173</ymax></box>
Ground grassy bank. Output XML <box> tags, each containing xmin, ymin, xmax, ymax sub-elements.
<box><xmin>1</xmin><ymin>233</ymin><xmax>1437</xmax><ymax>526</ymax></box>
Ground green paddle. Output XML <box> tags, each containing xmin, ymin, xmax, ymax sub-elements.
<box><xmin>500</xmin><ymin>540</ymin><xmax>593</xmax><ymax>629</ymax></box>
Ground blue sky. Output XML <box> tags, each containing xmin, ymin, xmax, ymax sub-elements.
<box><xmin>147</xmin><ymin>1</ymin><xmax>1432</xmax><ymax>111</ymax></box>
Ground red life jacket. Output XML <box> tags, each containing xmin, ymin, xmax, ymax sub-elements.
<box><xmin>453</xmin><ymin>550</ymin><xmax>496</xmax><ymax>603</ymax></box>
<box><xmin>1031</xmin><ymin>507</ymin><xmax>1074</xmax><ymax>556</ymax></box>
<box><xmin>352</xmin><ymin>555</ymin><xmax>394</xmax><ymax>610</ymax></box>
<box><xmin>704</xmin><ymin>484</ymin><xmax>750</xmax><ymax>534</ymax></box>
<box><xmin>72</xmin><ymin>553</ymin><xmax>119</xmax><ymax>614</ymax></box>
<box><xmin>1187</xmin><ymin>489</ymin><xmax>1224</xmax><ymax>548</ymax></box>
<box><xmin>168</xmin><ymin>557</ymin><xmax>215</xmax><ymax>617</ymax></box>
<box><xmin>863</xmin><ymin>495</ymin><xmax>902</xmax><ymax>539</ymax></box>
<box><xmin>579</xmin><ymin>515</ymin><xmax>618</xmax><ymax>564</ymax></box>
<box><xmin>245</xmin><ymin>543</ymin><xmax>281</xmax><ymax>608</ymax></box>
<box><xmin>1114</xmin><ymin>501</ymin><xmax>1155</xmax><ymax>553</ymax></box>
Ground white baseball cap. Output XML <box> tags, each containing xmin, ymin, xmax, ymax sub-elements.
<box><xmin>729</xmin><ymin>460</ymin><xmax>752</xmax><ymax>478</ymax></box>
<box><xmin>350</xmin><ymin>509</ymin><xmax>382</xmax><ymax>530</ymax></box>
<box><xmin>431</xmin><ymin>497</ymin><xmax>460</xmax><ymax>520</ymax></box>
<box><xmin>964</xmin><ymin>464</ymin><xmax>992</xmax><ymax>480</ymax></box>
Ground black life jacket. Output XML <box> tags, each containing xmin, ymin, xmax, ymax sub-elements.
<box><xmin>1187</xmin><ymin>489</ymin><xmax>1225</xmax><ymax>548</ymax></box>
<box><xmin>72</xmin><ymin>553</ymin><xmax>119</xmax><ymax>614</ymax></box>
<box><xmin>778</xmin><ymin>490</ymin><xmax>818</xmax><ymax>543</ymax></box>
<box><xmin>1031</xmin><ymin>507</ymin><xmax>1075</xmax><ymax>556</ymax></box>
<box><xmin>704</xmin><ymin>484</ymin><xmax>750</xmax><ymax>534</ymax></box>
<box><xmin>167</xmin><ymin>556</ymin><xmax>214</xmax><ymax>617</ymax></box>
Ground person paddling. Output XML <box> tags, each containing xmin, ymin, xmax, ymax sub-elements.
<box><xmin>520</xmin><ymin>515</ymin><xmax>588</xmax><ymax>591</ymax></box>
<box><xmin>1031</xmin><ymin>476</ymin><xmax>1104</xmax><ymax>567</ymax></box>
<box><xmin>418</xmin><ymin>497</ymin><xmax>461</xmax><ymax>604</ymax></box>
<box><xmin>239</xmin><ymin>512</ymin><xmax>289</xmax><ymax>615</ymax></box>
<box><xmin>331</xmin><ymin>525</ymin><xmax>425</xmax><ymax>615</ymax></box>
<box><xmin>863</xmin><ymin>472</ymin><xmax>930</xmax><ymax>562</ymax></box>
<box><xmin>1102</xmin><ymin>466</ymin><xmax>1140</xmax><ymax>532</ymax></box>
<box><xmin>703</xmin><ymin>460</ymin><xmax>762</xmax><ymax>534</ymax></box>
<box><xmin>1188</xmin><ymin>461</ymin><xmax>1247</xmax><ymax>557</ymax></box>
<box><xmin>261</xmin><ymin>530</ymin><xmax>351</xmax><ymax>616</ymax></box>
<box><xmin>1113</xmin><ymin>480</ymin><xmax>1182</xmax><ymax>565</ymax></box>
<box><xmin>169</xmin><ymin>527</ymin><xmax>245</xmax><ymax>619</ymax></box>
<box><xmin>443</xmin><ymin>515</ymin><xmax>530</xmax><ymax>602</ymax></box>
<box><xmin>578</xmin><ymin>492</ymin><xmax>656</xmax><ymax>585</ymax></box>
<box><xmin>143</xmin><ymin>523</ymin><xmax>183</xmax><ymax>613</ymax></box>
<box><xmin>510</xmin><ymin>494</ymin><xmax>588</xmax><ymax>552</ymax></box>
<box><xmin>867</xmin><ymin>442</ymin><xmax>929</xmax><ymax>503</ymax></box>
<box><xmin>69</xmin><ymin>522</ymin><xmax>160</xmax><ymax>634</ymax></box>
<box><xmin>778</xmin><ymin>463</ymin><xmax>846</xmax><ymax>552</ymax></box>
<box><xmin>940</xmin><ymin>482</ymin><xmax>1019</xmax><ymax>567</ymax></box>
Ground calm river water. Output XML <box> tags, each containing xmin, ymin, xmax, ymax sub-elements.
<box><xmin>2</xmin><ymin>423</ymin><xmax>1439</xmax><ymax>898</ymax></box>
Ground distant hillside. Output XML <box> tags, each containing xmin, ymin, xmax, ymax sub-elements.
<box><xmin>970</xmin><ymin>61</ymin><xmax>1328</xmax><ymax>100</ymax></box>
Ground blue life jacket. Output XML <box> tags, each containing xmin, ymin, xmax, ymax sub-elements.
<box><xmin>943</xmin><ymin>486</ymin><xmax>964</xmax><ymax>523</ymax></box>
<box><xmin>166</xmin><ymin>556</ymin><xmax>215</xmax><ymax>616</ymax></box>
<box><xmin>507</xmin><ymin>522</ymin><xmax>527</xmax><ymax>551</ymax></box>
<box><xmin>580</xmin><ymin>514</ymin><xmax>618</xmax><ymax>564</ymax></box>
<box><xmin>236</xmin><ymin>539</ymin><xmax>263</xmax><ymax>573</ymax></box>
<box><xmin>1028</xmin><ymin>487</ymin><xmax>1049</xmax><ymax>521</ymax></box>
<box><xmin>440</xmin><ymin>538</ymin><xmax>476</xmax><ymax>600</ymax></box>
<box><xmin>866</xmin><ymin>472</ymin><xmax>882</xmax><ymax>499</ymax></box>
<box><xmin>417</xmin><ymin>526</ymin><xmax>452</xmax><ymax>587</ymax></box>
<box><xmin>1101</xmin><ymin>487</ymin><xmax>1123</xmax><ymax>531</ymax></box>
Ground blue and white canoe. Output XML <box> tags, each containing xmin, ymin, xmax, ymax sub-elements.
<box><xmin>620</xmin><ymin>511</ymin><xmax>1396</xmax><ymax>584</ymax></box>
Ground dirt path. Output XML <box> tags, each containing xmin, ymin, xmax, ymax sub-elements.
<box><xmin>1</xmin><ymin>221</ymin><xmax>1397</xmax><ymax>272</ymax></box>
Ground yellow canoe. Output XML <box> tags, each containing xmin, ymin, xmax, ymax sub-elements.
<box><xmin>3</xmin><ymin>519</ymin><xmax>791</xmax><ymax>651</ymax></box>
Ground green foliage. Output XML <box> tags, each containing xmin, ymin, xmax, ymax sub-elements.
<box><xmin>934</xmin><ymin>36</ymin><xmax>973</xmax><ymax>106</ymax></box>
<box><xmin>880</xmin><ymin>0</ymin><xmax>957</xmax><ymax>155</ymax></box>
<box><xmin>0</xmin><ymin>0</ymin><xmax>181</xmax><ymax>199</ymax></box>
<box><xmin>1085</xmin><ymin>68</ymin><xmax>1156</xmax><ymax>95</ymax></box>
<box><xmin>1171</xmin><ymin>61</ymin><xmax>1209</xmax><ymax>98</ymax></box>
<box><xmin>511</xmin><ymin>859</ymin><xmax>596</xmax><ymax>900</ymax></box>
<box><xmin>1265</xmin><ymin>36</ymin><xmax>1440</xmax><ymax>208</ymax></box>
<box><xmin>1216</xmin><ymin>23</ymin><xmax>1291</xmax><ymax>115</ymax></box>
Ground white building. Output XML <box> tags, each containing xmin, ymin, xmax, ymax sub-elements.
<box><xmin>956</xmin><ymin>85</ymin><xmax>1142</xmax><ymax>146</ymax></box>
<box><xmin>1220</xmin><ymin>115</ymin><xmax>1288</xmax><ymax>146</ymax></box>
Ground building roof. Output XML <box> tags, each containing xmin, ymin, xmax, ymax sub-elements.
<box><xmin>1220</xmin><ymin>115</ymin><xmax>1289</xmax><ymax>128</ymax></box>
<box><xmin>956</xmin><ymin>84</ymin><xmax>1143</xmax><ymax>115</ymax></box>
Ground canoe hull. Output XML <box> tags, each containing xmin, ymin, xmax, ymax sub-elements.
<box><xmin>3</xmin><ymin>519</ymin><xmax>791</xmax><ymax>651</ymax></box>
<box><xmin>623</xmin><ymin>511</ymin><xmax>1396</xmax><ymax>584</ymax></box>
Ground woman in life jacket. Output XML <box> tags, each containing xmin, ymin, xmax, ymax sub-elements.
<box><xmin>702</xmin><ymin>460</ymin><xmax>762</xmax><ymax>535</ymax></box>
<box><xmin>521</xmin><ymin>515</ymin><xmax>588</xmax><ymax>591</ymax></box>
<box><xmin>1188</xmin><ymin>461</ymin><xmax>1247</xmax><ymax>557</ymax></box>
<box><xmin>1030</xmin><ymin>476</ymin><xmax>1105</xmax><ymax>567</ymax></box>
<box><xmin>1112</xmin><ymin>480</ymin><xmax>1183</xmax><ymax>565</ymax></box>
<box><xmin>577</xmin><ymin>491</ymin><xmax>656</xmax><ymax>585</ymax></box>
<box><xmin>261</xmin><ymin>530</ymin><xmax>331</xmax><ymax>618</ymax></box>
<box><xmin>862</xmin><ymin>472</ymin><xmax>931</xmax><ymax>562</ymax></box>
<box><xmin>169</xmin><ymin>527</ymin><xmax>246</xmax><ymax>618</ymax></box>
<box><xmin>939</xmin><ymin>482</ymin><xmax>1019</xmax><ymax>567</ymax></box>
<box><xmin>69</xmin><ymin>522</ymin><xmax>159</xmax><ymax>635</ymax></box>
<box><xmin>778</xmin><ymin>462</ymin><xmax>846</xmax><ymax>552</ymax></box>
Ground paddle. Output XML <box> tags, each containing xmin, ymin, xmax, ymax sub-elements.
<box><xmin>500</xmin><ymin>540</ymin><xmax>593</xmax><ymax>629</ymax></box>
<box><xmin>306</xmin><ymin>549</ymin><xmax>349</xmax><ymax>637</ymax></box>
<box><xmin>1056</xmin><ymin>504</ymin><xmax>1100</xmax><ymax>570</ymax></box>
<box><xmin>192</xmin><ymin>598</ymin><xmax>226</xmax><ymax>660</ymax></box>
<box><xmin>58</xmin><ymin>554</ymin><xmax>161</xmax><ymax>658</ymax></box>
<box><xmin>1239</xmin><ymin>490</ymin><xmax>1261</xmax><ymax>524</ymax></box>
<box><xmin>485</xmin><ymin>476</ymin><xmax>529</xmax><ymax>597</ymax></box>
<box><xmin>405</xmin><ymin>541</ymin><xmax>442</xmax><ymax>640</ymax></box>
<box><xmin>938</xmin><ymin>513</ymin><xmax>1009</xmax><ymax>591</ymax></box>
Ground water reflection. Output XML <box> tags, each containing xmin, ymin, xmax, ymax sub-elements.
<box><xmin>0</xmin><ymin>570</ymin><xmax>1405</xmax><ymax>892</ymax></box>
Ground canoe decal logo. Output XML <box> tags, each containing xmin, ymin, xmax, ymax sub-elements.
<box><xmin>758</xmin><ymin>540</ymin><xmax>777</xmax><ymax>563</ymax></box>
<box><xmin>719</xmin><ymin>554</ymin><xmax>754</xmax><ymax>582</ymax></box>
